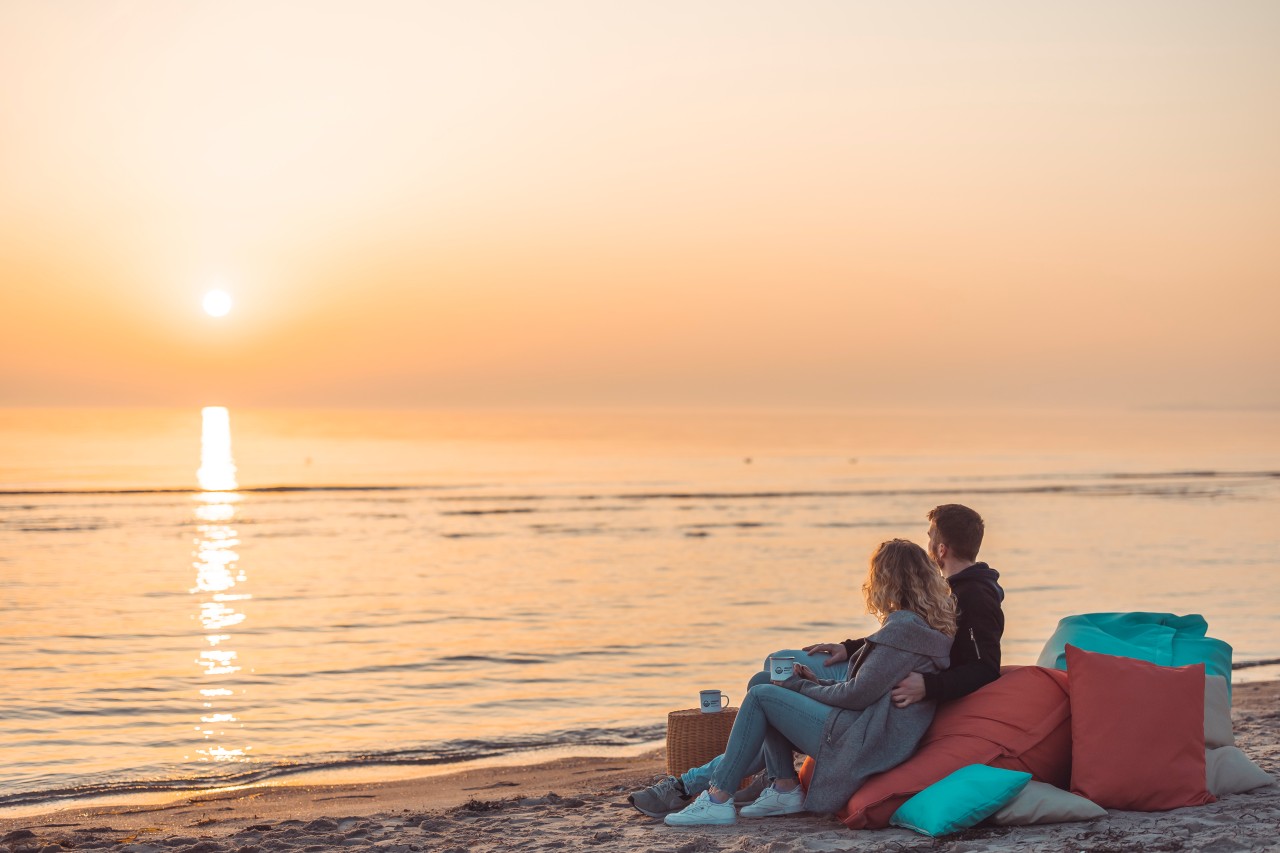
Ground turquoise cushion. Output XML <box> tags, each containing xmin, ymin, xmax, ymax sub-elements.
<box><xmin>890</xmin><ymin>765</ymin><xmax>1032</xmax><ymax>837</ymax></box>
<box><xmin>1036</xmin><ymin>612</ymin><xmax>1232</xmax><ymax>696</ymax></box>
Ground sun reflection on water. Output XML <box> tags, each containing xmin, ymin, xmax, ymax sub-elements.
<box><xmin>189</xmin><ymin>407</ymin><xmax>252</xmax><ymax>764</ymax></box>
<box><xmin>197</xmin><ymin>407</ymin><xmax>238</xmax><ymax>492</ymax></box>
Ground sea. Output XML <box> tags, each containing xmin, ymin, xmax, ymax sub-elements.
<box><xmin>2</xmin><ymin>406</ymin><xmax>1278</xmax><ymax>815</ymax></box>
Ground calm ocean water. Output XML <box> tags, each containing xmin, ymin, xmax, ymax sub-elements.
<box><xmin>2</xmin><ymin>407</ymin><xmax>1278</xmax><ymax>812</ymax></box>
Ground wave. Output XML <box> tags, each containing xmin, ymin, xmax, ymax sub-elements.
<box><xmin>0</xmin><ymin>723</ymin><xmax>665</xmax><ymax>810</ymax></box>
<box><xmin>0</xmin><ymin>485</ymin><xmax>454</xmax><ymax>497</ymax></box>
<box><xmin>3</xmin><ymin>469</ymin><xmax>1276</xmax><ymax>501</ymax></box>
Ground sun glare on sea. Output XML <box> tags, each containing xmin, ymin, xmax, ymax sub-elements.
<box><xmin>203</xmin><ymin>289</ymin><xmax>233</xmax><ymax>318</ymax></box>
<box><xmin>198</xmin><ymin>406</ymin><xmax>238</xmax><ymax>491</ymax></box>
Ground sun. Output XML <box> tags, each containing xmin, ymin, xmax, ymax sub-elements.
<box><xmin>203</xmin><ymin>289</ymin><xmax>233</xmax><ymax>318</ymax></box>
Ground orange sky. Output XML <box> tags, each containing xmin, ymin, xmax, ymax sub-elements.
<box><xmin>1</xmin><ymin>1</ymin><xmax>1277</xmax><ymax>409</ymax></box>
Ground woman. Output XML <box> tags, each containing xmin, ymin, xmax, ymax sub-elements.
<box><xmin>665</xmin><ymin>539</ymin><xmax>956</xmax><ymax>826</ymax></box>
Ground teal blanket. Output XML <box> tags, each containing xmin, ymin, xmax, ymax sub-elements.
<box><xmin>1036</xmin><ymin>612</ymin><xmax>1232</xmax><ymax>696</ymax></box>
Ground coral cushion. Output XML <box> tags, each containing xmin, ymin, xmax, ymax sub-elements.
<box><xmin>800</xmin><ymin>665</ymin><xmax>1072</xmax><ymax>829</ymax></box>
<box><xmin>1066</xmin><ymin>644</ymin><xmax>1215</xmax><ymax>810</ymax></box>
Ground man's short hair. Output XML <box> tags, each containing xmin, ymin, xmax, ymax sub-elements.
<box><xmin>927</xmin><ymin>504</ymin><xmax>984</xmax><ymax>562</ymax></box>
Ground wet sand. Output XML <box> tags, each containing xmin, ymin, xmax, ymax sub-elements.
<box><xmin>3</xmin><ymin>681</ymin><xmax>1276</xmax><ymax>852</ymax></box>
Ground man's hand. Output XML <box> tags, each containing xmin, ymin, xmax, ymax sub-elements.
<box><xmin>890</xmin><ymin>672</ymin><xmax>926</xmax><ymax>708</ymax></box>
<box><xmin>792</xmin><ymin>663</ymin><xmax>819</xmax><ymax>683</ymax></box>
<box><xmin>801</xmin><ymin>642</ymin><xmax>848</xmax><ymax>667</ymax></box>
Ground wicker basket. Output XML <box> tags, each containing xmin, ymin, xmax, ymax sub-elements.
<box><xmin>666</xmin><ymin>707</ymin><xmax>738</xmax><ymax>778</ymax></box>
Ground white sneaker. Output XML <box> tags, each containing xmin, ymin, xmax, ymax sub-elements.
<box><xmin>739</xmin><ymin>784</ymin><xmax>805</xmax><ymax>817</ymax></box>
<box><xmin>663</xmin><ymin>790</ymin><xmax>737</xmax><ymax>826</ymax></box>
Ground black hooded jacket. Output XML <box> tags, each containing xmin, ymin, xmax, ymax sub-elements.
<box><xmin>842</xmin><ymin>562</ymin><xmax>1005</xmax><ymax>703</ymax></box>
<box><xmin>925</xmin><ymin>562</ymin><xmax>1004</xmax><ymax>702</ymax></box>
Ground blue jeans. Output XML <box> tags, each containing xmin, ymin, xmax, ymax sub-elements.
<box><xmin>710</xmin><ymin>683</ymin><xmax>834</xmax><ymax>791</ymax></box>
<box><xmin>678</xmin><ymin>649</ymin><xmax>847</xmax><ymax>794</ymax></box>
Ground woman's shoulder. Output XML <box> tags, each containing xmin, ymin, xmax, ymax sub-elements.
<box><xmin>870</xmin><ymin>610</ymin><xmax>953</xmax><ymax>654</ymax></box>
<box><xmin>882</xmin><ymin>609</ymin><xmax>926</xmax><ymax>627</ymax></box>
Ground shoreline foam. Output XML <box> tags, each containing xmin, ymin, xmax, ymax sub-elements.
<box><xmin>3</xmin><ymin>681</ymin><xmax>1275</xmax><ymax>852</ymax></box>
<box><xmin>0</xmin><ymin>740</ymin><xmax>666</xmax><ymax>821</ymax></box>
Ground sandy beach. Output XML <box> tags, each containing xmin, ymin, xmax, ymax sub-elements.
<box><xmin>3</xmin><ymin>680</ymin><xmax>1275</xmax><ymax>853</ymax></box>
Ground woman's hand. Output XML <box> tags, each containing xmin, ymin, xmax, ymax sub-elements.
<box><xmin>792</xmin><ymin>663</ymin><xmax>820</xmax><ymax>683</ymax></box>
<box><xmin>801</xmin><ymin>642</ymin><xmax>849</xmax><ymax>666</ymax></box>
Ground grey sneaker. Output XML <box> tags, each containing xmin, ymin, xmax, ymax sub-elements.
<box><xmin>628</xmin><ymin>775</ymin><xmax>689</xmax><ymax>817</ymax></box>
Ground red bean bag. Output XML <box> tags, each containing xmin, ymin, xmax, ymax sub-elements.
<box><xmin>799</xmin><ymin>666</ymin><xmax>1071</xmax><ymax>829</ymax></box>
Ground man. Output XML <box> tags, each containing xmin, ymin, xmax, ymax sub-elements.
<box><xmin>628</xmin><ymin>503</ymin><xmax>1004</xmax><ymax>818</ymax></box>
<box><xmin>890</xmin><ymin>503</ymin><xmax>1002</xmax><ymax>705</ymax></box>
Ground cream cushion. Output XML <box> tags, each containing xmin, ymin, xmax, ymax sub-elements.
<box><xmin>1204</xmin><ymin>675</ymin><xmax>1233</xmax><ymax>748</ymax></box>
<box><xmin>1206</xmin><ymin>747</ymin><xmax>1274</xmax><ymax>796</ymax></box>
<box><xmin>989</xmin><ymin>781</ymin><xmax>1107</xmax><ymax>825</ymax></box>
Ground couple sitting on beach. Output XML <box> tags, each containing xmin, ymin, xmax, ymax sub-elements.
<box><xmin>630</xmin><ymin>503</ymin><xmax>1006</xmax><ymax>826</ymax></box>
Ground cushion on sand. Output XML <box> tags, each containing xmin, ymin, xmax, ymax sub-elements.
<box><xmin>1038</xmin><ymin>613</ymin><xmax>1232</xmax><ymax>696</ymax></box>
<box><xmin>890</xmin><ymin>765</ymin><xmax>1031</xmax><ymax>837</ymax></box>
<box><xmin>1206</xmin><ymin>746</ymin><xmax>1274</xmax><ymax>796</ymax></box>
<box><xmin>1067</xmin><ymin>644</ymin><xmax>1215</xmax><ymax>811</ymax></box>
<box><xmin>800</xmin><ymin>666</ymin><xmax>1072</xmax><ymax>829</ymax></box>
<box><xmin>1204</xmin><ymin>675</ymin><xmax>1234</xmax><ymax>748</ymax></box>
<box><xmin>989</xmin><ymin>780</ymin><xmax>1107</xmax><ymax>825</ymax></box>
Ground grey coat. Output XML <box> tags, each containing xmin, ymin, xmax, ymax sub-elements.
<box><xmin>782</xmin><ymin>610</ymin><xmax>952</xmax><ymax>814</ymax></box>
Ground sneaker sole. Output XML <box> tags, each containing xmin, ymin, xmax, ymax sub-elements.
<box><xmin>739</xmin><ymin>807</ymin><xmax>805</xmax><ymax>818</ymax></box>
<box><xmin>628</xmin><ymin>797</ymin><xmax>682</xmax><ymax>819</ymax></box>
<box><xmin>663</xmin><ymin>815</ymin><xmax>737</xmax><ymax>826</ymax></box>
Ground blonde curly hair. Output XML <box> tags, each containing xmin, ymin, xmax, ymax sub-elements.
<box><xmin>862</xmin><ymin>539</ymin><xmax>958</xmax><ymax>636</ymax></box>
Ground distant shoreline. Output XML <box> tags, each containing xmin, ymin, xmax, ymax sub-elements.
<box><xmin>5</xmin><ymin>466</ymin><xmax>1279</xmax><ymax>497</ymax></box>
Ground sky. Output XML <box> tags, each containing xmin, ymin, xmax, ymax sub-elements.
<box><xmin>1</xmin><ymin>0</ymin><xmax>1277</xmax><ymax>410</ymax></box>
